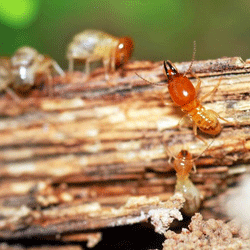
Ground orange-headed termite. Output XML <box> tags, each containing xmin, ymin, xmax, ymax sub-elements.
<box><xmin>166</xmin><ymin>140</ymin><xmax>214</xmax><ymax>215</ymax></box>
<box><xmin>67</xmin><ymin>29</ymin><xmax>134</xmax><ymax>80</ymax></box>
<box><xmin>173</xmin><ymin>150</ymin><xmax>201</xmax><ymax>216</ymax></box>
<box><xmin>163</xmin><ymin>43</ymin><xmax>227</xmax><ymax>137</ymax></box>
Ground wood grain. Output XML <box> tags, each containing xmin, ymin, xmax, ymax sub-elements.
<box><xmin>0</xmin><ymin>57</ymin><xmax>249</xmax><ymax>243</ymax></box>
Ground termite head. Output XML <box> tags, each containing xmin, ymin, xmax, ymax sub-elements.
<box><xmin>171</xmin><ymin>139</ymin><xmax>214</xmax><ymax>180</ymax></box>
<box><xmin>11</xmin><ymin>46</ymin><xmax>43</xmax><ymax>88</ymax></box>
<box><xmin>164</xmin><ymin>60</ymin><xmax>179</xmax><ymax>81</ymax></box>
<box><xmin>11</xmin><ymin>47</ymin><xmax>40</xmax><ymax>67</ymax></box>
<box><xmin>115</xmin><ymin>37</ymin><xmax>134</xmax><ymax>68</ymax></box>
<box><xmin>174</xmin><ymin>150</ymin><xmax>193</xmax><ymax>180</ymax></box>
<box><xmin>163</xmin><ymin>60</ymin><xmax>196</xmax><ymax>106</ymax></box>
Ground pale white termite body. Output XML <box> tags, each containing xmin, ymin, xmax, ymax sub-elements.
<box><xmin>67</xmin><ymin>29</ymin><xmax>134</xmax><ymax>79</ymax></box>
<box><xmin>173</xmin><ymin>150</ymin><xmax>201</xmax><ymax>216</ymax></box>
<box><xmin>10</xmin><ymin>46</ymin><xmax>64</xmax><ymax>94</ymax></box>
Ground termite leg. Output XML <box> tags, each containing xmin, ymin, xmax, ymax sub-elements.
<box><xmin>6</xmin><ymin>87</ymin><xmax>21</xmax><ymax>102</ymax></box>
<box><xmin>190</xmin><ymin>72</ymin><xmax>202</xmax><ymax>94</ymax></box>
<box><xmin>111</xmin><ymin>50</ymin><xmax>116</xmax><ymax>73</ymax></box>
<box><xmin>193</xmin><ymin>123</ymin><xmax>197</xmax><ymax>135</ymax></box>
<box><xmin>193</xmin><ymin>123</ymin><xmax>208</xmax><ymax>145</ymax></box>
<box><xmin>68</xmin><ymin>58</ymin><xmax>74</xmax><ymax>73</ymax></box>
<box><xmin>209</xmin><ymin>109</ymin><xmax>229</xmax><ymax>123</ymax></box>
<box><xmin>177</xmin><ymin>113</ymin><xmax>189</xmax><ymax>130</ymax></box>
<box><xmin>103</xmin><ymin>58</ymin><xmax>110</xmax><ymax>81</ymax></box>
<box><xmin>46</xmin><ymin>71</ymin><xmax>53</xmax><ymax>97</ymax></box>
<box><xmin>200</xmin><ymin>78</ymin><xmax>222</xmax><ymax>102</ymax></box>
<box><xmin>218</xmin><ymin>115</ymin><xmax>229</xmax><ymax>123</ymax></box>
<box><xmin>192</xmin><ymin>162</ymin><xmax>197</xmax><ymax>173</ymax></box>
<box><xmin>178</xmin><ymin>112</ymin><xmax>208</xmax><ymax>144</ymax></box>
<box><xmin>163</xmin><ymin>144</ymin><xmax>175</xmax><ymax>164</ymax></box>
<box><xmin>52</xmin><ymin>61</ymin><xmax>65</xmax><ymax>77</ymax></box>
<box><xmin>85</xmin><ymin>59</ymin><xmax>91</xmax><ymax>77</ymax></box>
<box><xmin>195</xmin><ymin>77</ymin><xmax>202</xmax><ymax>93</ymax></box>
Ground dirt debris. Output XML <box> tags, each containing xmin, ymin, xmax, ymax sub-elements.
<box><xmin>162</xmin><ymin>213</ymin><xmax>250</xmax><ymax>250</ymax></box>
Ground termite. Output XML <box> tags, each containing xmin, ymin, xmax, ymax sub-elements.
<box><xmin>163</xmin><ymin>43</ymin><xmax>227</xmax><ymax>138</ymax></box>
<box><xmin>66</xmin><ymin>29</ymin><xmax>134</xmax><ymax>80</ymax></box>
<box><xmin>166</xmin><ymin>141</ymin><xmax>213</xmax><ymax>215</ymax></box>
<box><xmin>173</xmin><ymin>150</ymin><xmax>201</xmax><ymax>216</ymax></box>
<box><xmin>136</xmin><ymin>43</ymin><xmax>227</xmax><ymax>140</ymax></box>
<box><xmin>10</xmin><ymin>46</ymin><xmax>65</xmax><ymax>96</ymax></box>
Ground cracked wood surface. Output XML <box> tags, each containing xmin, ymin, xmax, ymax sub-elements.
<box><xmin>0</xmin><ymin>57</ymin><xmax>249</xmax><ymax>241</ymax></box>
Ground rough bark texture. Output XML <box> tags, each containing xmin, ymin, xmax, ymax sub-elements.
<box><xmin>0</xmin><ymin>57</ymin><xmax>250</xmax><ymax>248</ymax></box>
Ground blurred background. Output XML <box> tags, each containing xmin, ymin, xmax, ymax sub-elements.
<box><xmin>0</xmin><ymin>0</ymin><xmax>250</xmax><ymax>69</ymax></box>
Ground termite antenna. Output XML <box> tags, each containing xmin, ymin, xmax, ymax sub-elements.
<box><xmin>135</xmin><ymin>72</ymin><xmax>153</xmax><ymax>84</ymax></box>
<box><xmin>189</xmin><ymin>139</ymin><xmax>215</xmax><ymax>173</ymax></box>
<box><xmin>193</xmin><ymin>139</ymin><xmax>214</xmax><ymax>162</ymax></box>
<box><xmin>183</xmin><ymin>41</ymin><xmax>196</xmax><ymax>77</ymax></box>
<box><xmin>164</xmin><ymin>144</ymin><xmax>176</xmax><ymax>164</ymax></box>
<box><xmin>190</xmin><ymin>139</ymin><xmax>214</xmax><ymax>173</ymax></box>
<box><xmin>135</xmin><ymin>72</ymin><xmax>162</xmax><ymax>86</ymax></box>
<box><xmin>161</xmin><ymin>138</ymin><xmax>177</xmax><ymax>164</ymax></box>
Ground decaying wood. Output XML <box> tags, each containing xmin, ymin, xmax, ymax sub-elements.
<box><xmin>0</xmin><ymin>57</ymin><xmax>250</xmax><ymax>244</ymax></box>
<box><xmin>0</xmin><ymin>243</ymin><xmax>82</xmax><ymax>250</ymax></box>
<box><xmin>0</xmin><ymin>193</ymin><xmax>184</xmax><ymax>240</ymax></box>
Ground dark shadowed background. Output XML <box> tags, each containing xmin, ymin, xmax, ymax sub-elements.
<box><xmin>0</xmin><ymin>0</ymin><xmax>250</xmax><ymax>69</ymax></box>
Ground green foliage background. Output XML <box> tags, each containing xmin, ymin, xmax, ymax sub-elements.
<box><xmin>1</xmin><ymin>0</ymin><xmax>250</xmax><ymax>69</ymax></box>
